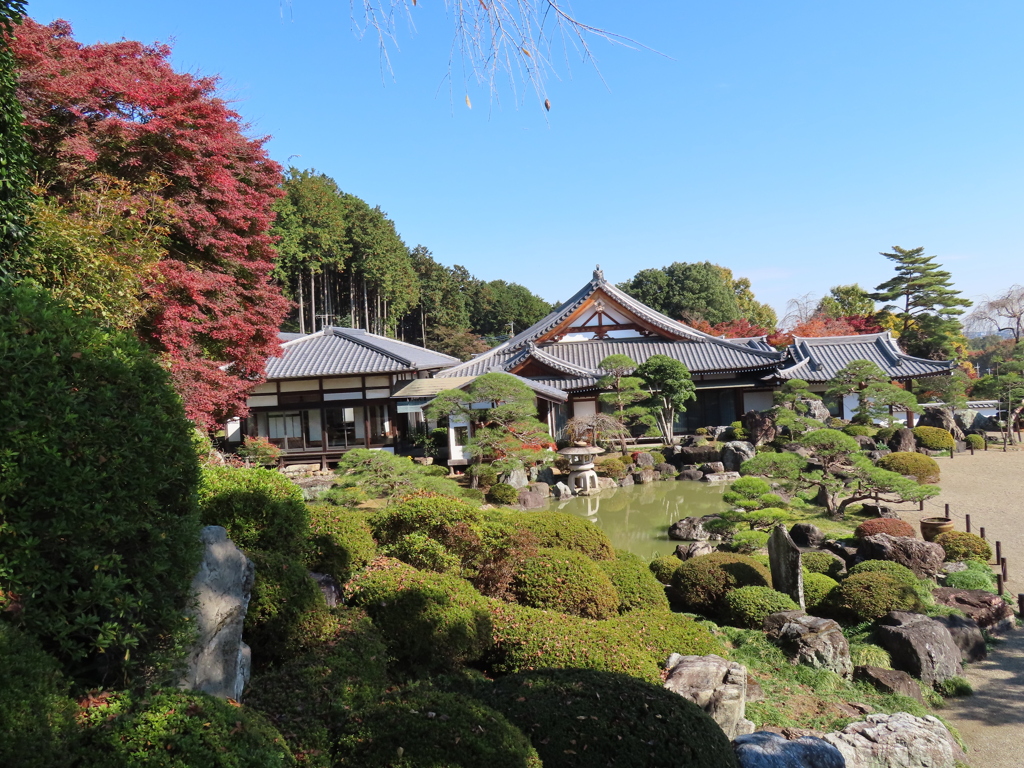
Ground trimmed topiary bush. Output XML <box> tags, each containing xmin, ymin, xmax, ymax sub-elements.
<box><xmin>943</xmin><ymin>569</ymin><xmax>997</xmax><ymax>593</ymax></box>
<box><xmin>723</xmin><ymin>586</ymin><xmax>799</xmax><ymax>628</ymax></box>
<box><xmin>847</xmin><ymin>559</ymin><xmax>921</xmax><ymax>588</ymax></box>
<box><xmin>832</xmin><ymin>571</ymin><xmax>920</xmax><ymax>621</ymax></box>
<box><xmin>722</xmin><ymin>530</ymin><xmax>770</xmax><ymax>554</ymax></box>
<box><xmin>965</xmin><ymin>433</ymin><xmax>986</xmax><ymax>450</ymax></box>
<box><xmin>935</xmin><ymin>531</ymin><xmax>992</xmax><ymax>563</ymax></box>
<box><xmin>670</xmin><ymin>552</ymin><xmax>772</xmax><ymax>617</ymax></box>
<box><xmin>801</xmin><ymin>551</ymin><xmax>844</xmax><ymax>579</ymax></box>
<box><xmin>512</xmin><ymin>548</ymin><xmax>620</xmax><ymax>619</ymax></box>
<box><xmin>803</xmin><ymin>573</ymin><xmax>840</xmax><ymax>611</ymax></box>
<box><xmin>485</xmin><ymin>668</ymin><xmax>740</xmax><ymax>768</ymax></box>
<box><xmin>335</xmin><ymin>689</ymin><xmax>541</xmax><ymax>768</ymax></box>
<box><xmin>0</xmin><ymin>284</ymin><xmax>202</xmax><ymax>686</ymax></box>
<box><xmin>77</xmin><ymin>690</ymin><xmax>293</xmax><ymax>768</ymax></box>
<box><xmin>875</xmin><ymin>426</ymin><xmax>897</xmax><ymax>444</ymax></box>
<box><xmin>912</xmin><ymin>426</ymin><xmax>955</xmax><ymax>451</ymax></box>
<box><xmin>876</xmin><ymin>451</ymin><xmax>941</xmax><ymax>483</ymax></box>
<box><xmin>650</xmin><ymin>554</ymin><xmax>683</xmax><ymax>584</ymax></box>
<box><xmin>596</xmin><ymin>455</ymin><xmax>628</xmax><ymax>479</ymax></box>
<box><xmin>199</xmin><ymin>466</ymin><xmax>309</xmax><ymax>558</ymax></box>
<box><xmin>854</xmin><ymin>517</ymin><xmax>916</xmax><ymax>540</ymax></box>
<box><xmin>304</xmin><ymin>504</ymin><xmax>377</xmax><ymax>583</ymax></box>
<box><xmin>843</xmin><ymin>425</ymin><xmax>876</xmax><ymax>437</ymax></box>
<box><xmin>345</xmin><ymin>558</ymin><xmax>492</xmax><ymax>673</ymax></box>
<box><xmin>515</xmin><ymin>511</ymin><xmax>614</xmax><ymax>560</ymax></box>
<box><xmin>598</xmin><ymin>550</ymin><xmax>670</xmax><ymax>613</ymax></box>
<box><xmin>487</xmin><ymin>482</ymin><xmax>520</xmax><ymax>505</ymax></box>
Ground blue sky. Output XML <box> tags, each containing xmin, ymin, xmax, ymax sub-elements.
<box><xmin>22</xmin><ymin>1</ymin><xmax>1024</xmax><ymax>320</ymax></box>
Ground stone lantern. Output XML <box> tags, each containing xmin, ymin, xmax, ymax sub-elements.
<box><xmin>557</xmin><ymin>444</ymin><xmax>605</xmax><ymax>495</ymax></box>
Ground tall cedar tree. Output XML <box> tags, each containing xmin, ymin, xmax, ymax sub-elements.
<box><xmin>0</xmin><ymin>0</ymin><xmax>29</xmax><ymax>260</ymax></box>
<box><xmin>870</xmin><ymin>246</ymin><xmax>971</xmax><ymax>360</ymax></box>
<box><xmin>9</xmin><ymin>19</ymin><xmax>289</xmax><ymax>429</ymax></box>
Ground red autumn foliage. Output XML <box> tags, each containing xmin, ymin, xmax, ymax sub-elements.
<box><xmin>688</xmin><ymin>317</ymin><xmax>771</xmax><ymax>338</ymax></box>
<box><xmin>10</xmin><ymin>19</ymin><xmax>288</xmax><ymax>429</ymax></box>
<box><xmin>844</xmin><ymin>314</ymin><xmax>884</xmax><ymax>334</ymax></box>
<box><xmin>767</xmin><ymin>315</ymin><xmax>859</xmax><ymax>349</ymax></box>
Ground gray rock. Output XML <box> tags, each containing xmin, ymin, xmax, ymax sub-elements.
<box><xmin>788</xmin><ymin>523</ymin><xmax>825</xmax><ymax>548</ymax></box>
<box><xmin>633</xmin><ymin>469</ymin><xmax>657</xmax><ymax>484</ymax></box>
<box><xmin>742</xmin><ymin>410</ymin><xmax>778</xmax><ymax>447</ymax></box>
<box><xmin>822</xmin><ymin>712</ymin><xmax>964</xmax><ymax>768</ymax></box>
<box><xmin>517</xmin><ymin>488</ymin><xmax>547</xmax><ymax>509</ymax></box>
<box><xmin>528</xmin><ymin>481</ymin><xmax>550</xmax><ymax>497</ymax></box>
<box><xmin>596</xmin><ymin>476</ymin><xmax>618</xmax><ymax>491</ymax></box>
<box><xmin>941</xmin><ymin>561</ymin><xmax>968</xmax><ymax>574</ymax></box>
<box><xmin>619</xmin><ymin>474</ymin><xmax>634</xmax><ymax>487</ymax></box>
<box><xmin>917</xmin><ymin>406</ymin><xmax>964</xmax><ymax>441</ymax></box>
<box><xmin>931</xmin><ymin>614</ymin><xmax>986</xmax><ymax>662</ymax></box>
<box><xmin>677</xmin><ymin>468</ymin><xmax>704</xmax><ymax>481</ymax></box>
<box><xmin>887</xmin><ymin>427</ymin><xmax>917</xmax><ymax>454</ymax></box>
<box><xmin>798</xmin><ymin>398</ymin><xmax>832</xmax><ymax>422</ymax></box>
<box><xmin>669</xmin><ymin>515</ymin><xmax>727</xmax><ymax>541</ymax></box>
<box><xmin>553</xmin><ymin>481</ymin><xmax>574</xmax><ymax>500</ymax></box>
<box><xmin>823</xmin><ymin>539</ymin><xmax>859</xmax><ymax>566</ymax></box>
<box><xmin>655</xmin><ymin>462</ymin><xmax>677</xmax><ymax>477</ymax></box>
<box><xmin>502</xmin><ymin>467</ymin><xmax>530</xmax><ymax>489</ymax></box>
<box><xmin>664</xmin><ymin>654</ymin><xmax>750</xmax><ymax>740</ymax></box>
<box><xmin>768</xmin><ymin>525</ymin><xmax>804</xmax><ymax>608</ymax></box>
<box><xmin>764</xmin><ymin>611</ymin><xmax>852</xmax><ymax>678</ymax></box>
<box><xmin>852</xmin><ymin>665</ymin><xmax>924</xmax><ymax>703</ymax></box>
<box><xmin>675</xmin><ymin>540</ymin><xmax>718</xmax><ymax>560</ymax></box>
<box><xmin>310</xmin><ymin>571</ymin><xmax>341</xmax><ymax>607</ymax></box>
<box><xmin>181</xmin><ymin>526</ymin><xmax>255</xmax><ymax>701</ymax></box>
<box><xmin>680</xmin><ymin>445</ymin><xmax>723</xmax><ymax>465</ymax></box>
<box><xmin>860</xmin><ymin>502</ymin><xmax>898</xmax><ymax>519</ymax></box>
<box><xmin>635</xmin><ymin>452</ymin><xmax>656</xmax><ymax>467</ymax></box>
<box><xmin>721</xmin><ymin>441</ymin><xmax>757</xmax><ymax>472</ymax></box>
<box><xmin>874</xmin><ymin>611</ymin><xmax>963</xmax><ymax>686</ymax></box>
<box><xmin>700</xmin><ymin>461</ymin><xmax>726</xmax><ymax>474</ymax></box>
<box><xmin>867</xmin><ymin>449</ymin><xmax>891</xmax><ymax>461</ymax></box>
<box><xmin>857</xmin><ymin>533</ymin><xmax>945</xmax><ymax>579</ymax></box>
<box><xmin>536</xmin><ymin>466</ymin><xmax>556</xmax><ymax>486</ymax></box>
<box><xmin>853</xmin><ymin>435</ymin><xmax>876</xmax><ymax>451</ymax></box>
<box><xmin>702</xmin><ymin>471</ymin><xmax>742</xmax><ymax>484</ymax></box>
<box><xmin>733</xmin><ymin>731</ymin><xmax>845</xmax><ymax>768</ymax></box>
<box><xmin>931</xmin><ymin>587</ymin><xmax>1015</xmax><ymax>633</ymax></box>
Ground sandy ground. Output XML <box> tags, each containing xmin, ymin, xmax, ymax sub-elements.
<box><xmin>889</xmin><ymin>448</ymin><xmax>1024</xmax><ymax>768</ymax></box>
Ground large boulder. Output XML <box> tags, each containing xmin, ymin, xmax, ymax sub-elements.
<box><xmin>675</xmin><ymin>541</ymin><xmax>718</xmax><ymax>561</ymax></box>
<box><xmin>742</xmin><ymin>410</ymin><xmax>778</xmax><ymax>447</ymax></box>
<box><xmin>798</xmin><ymin>398</ymin><xmax>832</xmax><ymax>422</ymax></box>
<box><xmin>502</xmin><ymin>467</ymin><xmax>530</xmax><ymax>489</ymax></box>
<box><xmin>887</xmin><ymin>427</ymin><xmax>917</xmax><ymax>454</ymax></box>
<box><xmin>822</xmin><ymin>712</ymin><xmax>965</xmax><ymax>768</ymax></box>
<box><xmin>764</xmin><ymin>611</ymin><xmax>852</xmax><ymax>678</ymax></box>
<box><xmin>700</xmin><ymin>461</ymin><xmax>726</xmax><ymax>474</ymax></box>
<box><xmin>931</xmin><ymin>614</ymin><xmax>986</xmax><ymax>662</ymax></box>
<box><xmin>852</xmin><ymin>665</ymin><xmax>924</xmax><ymax>703</ymax></box>
<box><xmin>635</xmin><ymin>452</ymin><xmax>656</xmax><ymax>468</ymax></box>
<box><xmin>552</xmin><ymin>481</ymin><xmax>574</xmax><ymax>500</ymax></box>
<box><xmin>668</xmin><ymin>515</ymin><xmax>727</xmax><ymax>541</ymax></box>
<box><xmin>619</xmin><ymin>474</ymin><xmax>634</xmax><ymax>487</ymax></box>
<box><xmin>859</xmin><ymin>502</ymin><xmax>898</xmax><ymax>519</ymax></box>
<box><xmin>721</xmin><ymin>441</ymin><xmax>757</xmax><ymax>472</ymax></box>
<box><xmin>768</xmin><ymin>526</ymin><xmax>804</xmax><ymax>608</ymax></box>
<box><xmin>679</xmin><ymin>444</ymin><xmax>722</xmax><ymax>465</ymax></box>
<box><xmin>931</xmin><ymin>587</ymin><xmax>1015</xmax><ymax>633</ymax></box>
<box><xmin>874</xmin><ymin>611</ymin><xmax>963</xmax><ymax>686</ymax></box>
<box><xmin>596</xmin><ymin>477</ymin><xmax>618</xmax><ymax>491</ymax></box>
<box><xmin>733</xmin><ymin>731</ymin><xmax>845</xmax><ymax>768</ymax></box>
<box><xmin>788</xmin><ymin>523</ymin><xmax>825</xmax><ymax>548</ymax></box>
<box><xmin>180</xmin><ymin>526</ymin><xmax>255</xmax><ymax>701</ymax></box>
<box><xmin>655</xmin><ymin>462</ymin><xmax>676</xmax><ymax>478</ymax></box>
<box><xmin>663</xmin><ymin>653</ymin><xmax>753</xmax><ymax>740</ymax></box>
<box><xmin>857</xmin><ymin>533</ymin><xmax>945</xmax><ymax>579</ymax></box>
<box><xmin>528</xmin><ymin>481</ymin><xmax>550</xmax><ymax>497</ymax></box>
<box><xmin>702</xmin><ymin>471</ymin><xmax>742</xmax><ymax>484</ymax></box>
<box><xmin>853</xmin><ymin>435</ymin><xmax>876</xmax><ymax>451</ymax></box>
<box><xmin>633</xmin><ymin>469</ymin><xmax>658</xmax><ymax>484</ymax></box>
<box><xmin>677</xmin><ymin>468</ymin><xmax>704</xmax><ymax>482</ymax></box>
<box><xmin>917</xmin><ymin>406</ymin><xmax>965</xmax><ymax>441</ymax></box>
<box><xmin>517</xmin><ymin>488</ymin><xmax>547</xmax><ymax>510</ymax></box>
<box><xmin>535</xmin><ymin>465</ymin><xmax>557</xmax><ymax>486</ymax></box>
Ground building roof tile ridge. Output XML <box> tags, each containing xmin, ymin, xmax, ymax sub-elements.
<box><xmin>330</xmin><ymin>327</ymin><xmax>414</xmax><ymax>367</ymax></box>
<box><xmin>337</xmin><ymin>326</ymin><xmax>460</xmax><ymax>363</ymax></box>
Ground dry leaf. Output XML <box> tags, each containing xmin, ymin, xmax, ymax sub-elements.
<box><xmin>465</xmin><ymin>94</ymin><xmax>472</xmax><ymax>109</ymax></box>
<box><xmin>544</xmin><ymin>99</ymin><xmax>551</xmax><ymax>111</ymax></box>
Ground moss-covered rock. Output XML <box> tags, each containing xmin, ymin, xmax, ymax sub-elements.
<box><xmin>512</xmin><ymin>548</ymin><xmax>620</xmax><ymax>619</ymax></box>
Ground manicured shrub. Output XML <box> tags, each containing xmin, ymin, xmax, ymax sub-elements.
<box><xmin>723</xmin><ymin>586</ymin><xmax>799</xmax><ymax>628</ymax></box>
<box><xmin>875</xmin><ymin>427</ymin><xmax>898</xmax><ymax>444</ymax></box>
<box><xmin>304</xmin><ymin>504</ymin><xmax>377</xmax><ymax>582</ymax></box>
<box><xmin>722</xmin><ymin>476</ymin><xmax>771</xmax><ymax>505</ymax></box>
<box><xmin>315</xmin><ymin>485</ymin><xmax>367</xmax><ymax>508</ymax></box>
<box><xmin>335</xmin><ymin>689</ymin><xmax>541</xmax><ymax>768</ymax></box>
<box><xmin>935</xmin><ymin>531</ymin><xmax>992</xmax><ymax>563</ymax></box>
<box><xmin>912</xmin><ymin>426</ymin><xmax>955</xmax><ymax>451</ymax></box>
<box><xmin>421</xmin><ymin>464</ymin><xmax>450</xmax><ymax>477</ymax></box>
<box><xmin>461</xmin><ymin>488</ymin><xmax>486</xmax><ymax>502</ymax></box>
<box><xmin>515</xmin><ymin>511</ymin><xmax>614</xmax><ymax>560</ymax></box>
<box><xmin>876</xmin><ymin>451</ymin><xmax>941</xmax><ymax>483</ymax></box>
<box><xmin>0</xmin><ymin>284</ymin><xmax>202</xmax><ymax>686</ymax></box>
<box><xmin>596</xmin><ymin>455</ymin><xmax>628</xmax><ymax>479</ymax></box>
<box><xmin>246</xmin><ymin>549</ymin><xmax>327</xmax><ymax>663</ymax></box>
<box><xmin>802</xmin><ymin>551</ymin><xmax>844</xmax><ymax>579</ymax></box>
<box><xmin>965</xmin><ymin>433</ymin><xmax>986</xmax><ymax>450</ymax></box>
<box><xmin>722</xmin><ymin>530</ymin><xmax>770</xmax><ymax>554</ymax></box>
<box><xmin>650</xmin><ymin>554</ymin><xmax>683</xmax><ymax>584</ymax></box>
<box><xmin>832</xmin><ymin>572</ymin><xmax>920</xmax><ymax>621</ymax></box>
<box><xmin>803</xmin><ymin>573</ymin><xmax>840</xmax><ymax>610</ymax></box>
<box><xmin>670</xmin><ymin>552</ymin><xmax>772</xmax><ymax>616</ymax></box>
<box><xmin>848</xmin><ymin>559</ymin><xmax>921</xmax><ymax>589</ymax></box>
<box><xmin>598</xmin><ymin>550</ymin><xmax>670</xmax><ymax>613</ymax></box>
<box><xmin>345</xmin><ymin>559</ymin><xmax>492</xmax><ymax>673</ymax></box>
<box><xmin>854</xmin><ymin>517</ymin><xmax>916</xmax><ymax>540</ymax></box>
<box><xmin>512</xmin><ymin>548</ymin><xmax>620</xmax><ymax>619</ymax></box>
<box><xmin>469</xmin><ymin>462</ymin><xmax>499</xmax><ymax>487</ymax></box>
<box><xmin>487</xmin><ymin>482</ymin><xmax>520</xmax><ymax>505</ymax></box>
<box><xmin>943</xmin><ymin>569</ymin><xmax>997</xmax><ymax>593</ymax></box>
<box><xmin>485</xmin><ymin>668</ymin><xmax>739</xmax><ymax>768</ymax></box>
<box><xmin>77</xmin><ymin>690</ymin><xmax>293</xmax><ymax>768</ymax></box>
<box><xmin>0</xmin><ymin>625</ymin><xmax>78</xmax><ymax>768</ymax></box>
<box><xmin>724</xmin><ymin>421</ymin><xmax>749</xmax><ymax>441</ymax></box>
<box><xmin>245</xmin><ymin>607</ymin><xmax>389</xmax><ymax>766</ymax></box>
<box><xmin>199</xmin><ymin>466</ymin><xmax>309</xmax><ymax>558</ymax></box>
<box><xmin>236</xmin><ymin>434</ymin><xmax>283</xmax><ymax>466</ymax></box>
<box><xmin>842</xmin><ymin>425</ymin><xmax>876</xmax><ymax>437</ymax></box>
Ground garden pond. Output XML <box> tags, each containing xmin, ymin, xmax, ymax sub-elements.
<box><xmin>546</xmin><ymin>480</ymin><xmax>730</xmax><ymax>561</ymax></box>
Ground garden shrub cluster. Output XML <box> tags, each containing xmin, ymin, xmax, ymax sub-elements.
<box><xmin>803</xmin><ymin>573</ymin><xmax>840</xmax><ymax>610</ymax></box>
<box><xmin>598</xmin><ymin>550</ymin><xmax>670</xmax><ymax>613</ymax></box>
<box><xmin>935</xmin><ymin>531</ymin><xmax>992</xmax><ymax>563</ymax></box>
<box><xmin>965</xmin><ymin>433</ymin><xmax>986</xmax><ymax>450</ymax></box>
<box><xmin>512</xmin><ymin>548</ymin><xmax>620</xmax><ymax>619</ymax></box>
<box><xmin>832</xmin><ymin>571</ymin><xmax>921</xmax><ymax>621</ymax></box>
<box><xmin>912</xmin><ymin>426</ymin><xmax>955</xmax><ymax>451</ymax></box>
<box><xmin>854</xmin><ymin>517</ymin><xmax>916</xmax><ymax>540</ymax></box>
<box><xmin>304</xmin><ymin>504</ymin><xmax>377</xmax><ymax>582</ymax></box>
<box><xmin>670</xmin><ymin>552</ymin><xmax>772</xmax><ymax>616</ymax></box>
<box><xmin>842</xmin><ymin>425</ymin><xmax>876</xmax><ymax>437</ymax></box>
<box><xmin>801</xmin><ymin>551</ymin><xmax>844</xmax><ymax>579</ymax></box>
<box><xmin>649</xmin><ymin>554</ymin><xmax>683</xmax><ymax>584</ymax></box>
<box><xmin>943</xmin><ymin>568</ymin><xmax>997</xmax><ymax>593</ymax></box>
<box><xmin>722</xmin><ymin>476</ymin><xmax>778</xmax><ymax>511</ymax></box>
<box><xmin>595</xmin><ymin>455</ymin><xmax>628</xmax><ymax>479</ymax></box>
<box><xmin>723</xmin><ymin>586</ymin><xmax>799</xmax><ymax>628</ymax></box>
<box><xmin>514</xmin><ymin>511</ymin><xmax>614</xmax><ymax>560</ymax></box>
<box><xmin>487</xmin><ymin>482</ymin><xmax>520</xmax><ymax>505</ymax></box>
<box><xmin>875</xmin><ymin>451</ymin><xmax>941</xmax><ymax>483</ymax></box>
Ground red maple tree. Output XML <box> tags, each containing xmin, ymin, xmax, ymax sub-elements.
<box><xmin>688</xmin><ymin>317</ymin><xmax>771</xmax><ymax>338</ymax></box>
<box><xmin>767</xmin><ymin>316</ymin><xmax>859</xmax><ymax>349</ymax></box>
<box><xmin>10</xmin><ymin>19</ymin><xmax>288</xmax><ymax>429</ymax></box>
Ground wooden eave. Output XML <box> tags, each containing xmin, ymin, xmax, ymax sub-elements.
<box><xmin>533</xmin><ymin>288</ymin><xmax>691</xmax><ymax>343</ymax></box>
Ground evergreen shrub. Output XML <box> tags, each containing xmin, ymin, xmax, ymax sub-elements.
<box><xmin>335</xmin><ymin>689</ymin><xmax>541</xmax><ymax>768</ymax></box>
<box><xmin>723</xmin><ymin>586</ymin><xmax>799</xmax><ymax>628</ymax></box>
<box><xmin>77</xmin><ymin>690</ymin><xmax>293</xmax><ymax>768</ymax></box>
<box><xmin>315</xmin><ymin>485</ymin><xmax>367</xmax><ymax>508</ymax></box>
<box><xmin>802</xmin><ymin>551</ymin><xmax>844</xmax><ymax>579</ymax></box>
<box><xmin>345</xmin><ymin>559</ymin><xmax>492</xmax><ymax>673</ymax></box>
<box><xmin>596</xmin><ymin>456</ymin><xmax>628</xmax><ymax>479</ymax></box>
<box><xmin>876</xmin><ymin>452</ymin><xmax>941</xmax><ymax>483</ymax></box>
<box><xmin>833</xmin><ymin>572</ymin><xmax>920</xmax><ymax>621</ymax></box>
<box><xmin>943</xmin><ymin>569</ymin><xmax>996</xmax><ymax>593</ymax></box>
<box><xmin>875</xmin><ymin>427</ymin><xmax>898</xmax><ymax>444</ymax></box>
<box><xmin>722</xmin><ymin>530</ymin><xmax>770</xmax><ymax>554</ymax></box>
<box><xmin>598</xmin><ymin>550</ymin><xmax>669</xmax><ymax>613</ymax></box>
<box><xmin>847</xmin><ymin>559</ymin><xmax>921</xmax><ymax>588</ymax></box>
<box><xmin>670</xmin><ymin>553</ymin><xmax>772</xmax><ymax>616</ymax></box>
<box><xmin>0</xmin><ymin>284</ymin><xmax>202</xmax><ymax>685</ymax></box>
<box><xmin>469</xmin><ymin>463</ymin><xmax>499</xmax><ymax>487</ymax></box>
<box><xmin>648</xmin><ymin>449</ymin><xmax>667</xmax><ymax>464</ymax></box>
<box><xmin>965</xmin><ymin>433</ymin><xmax>986</xmax><ymax>450</ymax></box>
<box><xmin>304</xmin><ymin>504</ymin><xmax>376</xmax><ymax>582</ymax></box>
<box><xmin>515</xmin><ymin>511</ymin><xmax>614</xmax><ymax>560</ymax></box>
<box><xmin>512</xmin><ymin>548</ymin><xmax>620</xmax><ymax>619</ymax></box>
<box><xmin>912</xmin><ymin>426</ymin><xmax>955</xmax><ymax>451</ymax></box>
<box><xmin>246</xmin><ymin>549</ymin><xmax>327</xmax><ymax>663</ymax></box>
<box><xmin>650</xmin><ymin>554</ymin><xmax>683</xmax><ymax>584</ymax></box>
<box><xmin>487</xmin><ymin>482</ymin><xmax>520</xmax><ymax>505</ymax></box>
<box><xmin>854</xmin><ymin>518</ymin><xmax>916</xmax><ymax>540</ymax></box>
<box><xmin>842</xmin><ymin>425</ymin><xmax>876</xmax><ymax>437</ymax></box>
<box><xmin>935</xmin><ymin>531</ymin><xmax>992</xmax><ymax>563</ymax></box>
<box><xmin>803</xmin><ymin>573</ymin><xmax>840</xmax><ymax>610</ymax></box>
<box><xmin>485</xmin><ymin>668</ymin><xmax>739</xmax><ymax>768</ymax></box>
<box><xmin>199</xmin><ymin>466</ymin><xmax>309</xmax><ymax>558</ymax></box>
<box><xmin>420</xmin><ymin>464</ymin><xmax>450</xmax><ymax>477</ymax></box>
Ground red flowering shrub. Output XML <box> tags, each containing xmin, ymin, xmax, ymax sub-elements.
<box><xmin>854</xmin><ymin>518</ymin><xmax>916</xmax><ymax>540</ymax></box>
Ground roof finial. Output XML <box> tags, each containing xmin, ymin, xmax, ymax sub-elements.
<box><xmin>593</xmin><ymin>264</ymin><xmax>604</xmax><ymax>282</ymax></box>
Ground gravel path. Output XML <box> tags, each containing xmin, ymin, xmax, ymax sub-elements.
<box><xmin>890</xmin><ymin>448</ymin><xmax>1024</xmax><ymax>768</ymax></box>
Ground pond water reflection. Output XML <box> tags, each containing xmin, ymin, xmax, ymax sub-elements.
<box><xmin>545</xmin><ymin>481</ymin><xmax>730</xmax><ymax>561</ymax></box>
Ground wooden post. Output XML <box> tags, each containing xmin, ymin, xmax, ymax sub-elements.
<box><xmin>1018</xmin><ymin>593</ymin><xmax>1024</xmax><ymax>616</ymax></box>
<box><xmin>1002</xmin><ymin>557</ymin><xmax>1008</xmax><ymax>582</ymax></box>
<box><xmin>980</xmin><ymin>526</ymin><xmax>986</xmax><ymax>540</ymax></box>
<box><xmin>998</xmin><ymin>573</ymin><xmax>1005</xmax><ymax>596</ymax></box>
<box><xmin>950</xmin><ymin>446</ymin><xmax>954</xmax><ymax>459</ymax></box>
<box><xmin>919</xmin><ymin>499</ymin><xmax>924</xmax><ymax>511</ymax></box>
<box><xmin>965</xmin><ymin>514</ymin><xmax>971</xmax><ymax>533</ymax></box>
<box><xmin>996</xmin><ymin>541</ymin><xmax>1003</xmax><ymax>566</ymax></box>
<box><xmin>970</xmin><ymin>444</ymin><xmax>975</xmax><ymax>456</ymax></box>
<box><xmin>944</xmin><ymin>503</ymin><xmax>951</xmax><ymax>520</ymax></box>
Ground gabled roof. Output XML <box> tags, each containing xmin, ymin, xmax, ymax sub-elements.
<box><xmin>418</xmin><ymin>373</ymin><xmax>569</xmax><ymax>404</ymax></box>
<box><xmin>770</xmin><ymin>332</ymin><xmax>954</xmax><ymax>383</ymax></box>
<box><xmin>437</xmin><ymin>267</ymin><xmax>784</xmax><ymax>381</ymax></box>
<box><xmin>265</xmin><ymin>327</ymin><xmax>459</xmax><ymax>380</ymax></box>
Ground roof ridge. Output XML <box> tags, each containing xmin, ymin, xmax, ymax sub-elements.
<box><xmin>330</xmin><ymin>327</ymin><xmax>413</xmax><ymax>367</ymax></box>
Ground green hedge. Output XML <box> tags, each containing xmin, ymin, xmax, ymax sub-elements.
<box><xmin>723</xmin><ymin>586</ymin><xmax>799</xmax><ymax>629</ymax></box>
<box><xmin>876</xmin><ymin>452</ymin><xmax>941</xmax><ymax>484</ymax></box>
<box><xmin>670</xmin><ymin>552</ymin><xmax>772</xmax><ymax>617</ymax></box>
<box><xmin>965</xmin><ymin>433</ymin><xmax>986</xmax><ymax>450</ymax></box>
<box><xmin>0</xmin><ymin>284</ymin><xmax>202</xmax><ymax>685</ymax></box>
<box><xmin>935</xmin><ymin>531</ymin><xmax>992</xmax><ymax>563</ymax></box>
<box><xmin>485</xmin><ymin>668</ymin><xmax>739</xmax><ymax>768</ymax></box>
<box><xmin>246</xmin><ymin>549</ymin><xmax>328</xmax><ymax>663</ymax></box>
<box><xmin>514</xmin><ymin>511</ymin><xmax>614</xmax><ymax>560</ymax></box>
<box><xmin>304</xmin><ymin>504</ymin><xmax>377</xmax><ymax>582</ymax></box>
<box><xmin>512</xmin><ymin>548</ymin><xmax>620</xmax><ymax>619</ymax></box>
<box><xmin>599</xmin><ymin>550</ymin><xmax>670</xmax><ymax>613</ymax></box>
<box><xmin>944</xmin><ymin>568</ymin><xmax>997</xmax><ymax>593</ymax></box>
<box><xmin>912</xmin><ymin>426</ymin><xmax>955</xmax><ymax>451</ymax></box>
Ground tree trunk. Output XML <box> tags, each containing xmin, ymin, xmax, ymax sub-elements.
<box><xmin>310</xmin><ymin>271</ymin><xmax>317</xmax><ymax>333</ymax></box>
<box><xmin>298</xmin><ymin>273</ymin><xmax>305</xmax><ymax>334</ymax></box>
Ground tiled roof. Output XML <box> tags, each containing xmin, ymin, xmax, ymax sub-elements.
<box><xmin>771</xmin><ymin>333</ymin><xmax>954</xmax><ymax>383</ymax></box>
<box><xmin>265</xmin><ymin>327</ymin><xmax>458</xmax><ymax>380</ymax></box>
<box><xmin>422</xmin><ymin>373</ymin><xmax>569</xmax><ymax>404</ymax></box>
